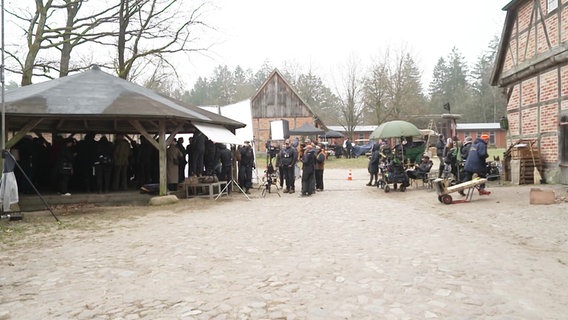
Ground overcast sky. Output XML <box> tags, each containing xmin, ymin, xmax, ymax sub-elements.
<box><xmin>185</xmin><ymin>0</ymin><xmax>509</xmax><ymax>89</ymax></box>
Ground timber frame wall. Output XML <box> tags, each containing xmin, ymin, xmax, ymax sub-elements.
<box><xmin>494</xmin><ymin>0</ymin><xmax>568</xmax><ymax>184</ymax></box>
<box><xmin>250</xmin><ymin>69</ymin><xmax>322</xmax><ymax>152</ymax></box>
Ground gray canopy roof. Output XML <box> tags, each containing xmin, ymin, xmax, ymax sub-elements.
<box><xmin>289</xmin><ymin>123</ymin><xmax>324</xmax><ymax>136</ymax></box>
<box><xmin>3</xmin><ymin>65</ymin><xmax>244</xmax><ymax>135</ymax></box>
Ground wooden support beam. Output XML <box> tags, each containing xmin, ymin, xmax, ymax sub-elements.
<box><xmin>158</xmin><ymin>120</ymin><xmax>167</xmax><ymax>196</ymax></box>
<box><xmin>6</xmin><ymin>119</ymin><xmax>43</xmax><ymax>149</ymax></box>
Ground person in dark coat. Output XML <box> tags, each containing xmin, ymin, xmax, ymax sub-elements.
<box><xmin>176</xmin><ymin>137</ymin><xmax>187</xmax><ymax>182</ymax></box>
<box><xmin>463</xmin><ymin>134</ymin><xmax>491</xmax><ymax>195</ymax></box>
<box><xmin>56</xmin><ymin>138</ymin><xmax>75</xmax><ymax>196</ymax></box>
<box><xmin>32</xmin><ymin>135</ymin><xmax>52</xmax><ymax>190</ymax></box>
<box><xmin>278</xmin><ymin>139</ymin><xmax>298</xmax><ymax>194</ymax></box>
<box><xmin>94</xmin><ymin>135</ymin><xmax>113</xmax><ymax>193</ymax></box>
<box><xmin>314</xmin><ymin>145</ymin><xmax>326</xmax><ymax>191</ymax></box>
<box><xmin>12</xmin><ymin>135</ymin><xmax>35</xmax><ymax>194</ymax></box>
<box><xmin>185</xmin><ymin>136</ymin><xmax>194</xmax><ymax>177</ymax></box>
<box><xmin>74</xmin><ymin>132</ymin><xmax>97</xmax><ymax>192</ymax></box>
<box><xmin>367</xmin><ymin>143</ymin><xmax>381</xmax><ymax>186</ymax></box>
<box><xmin>461</xmin><ymin>136</ymin><xmax>473</xmax><ymax>161</ymax></box>
<box><xmin>136</xmin><ymin>135</ymin><xmax>154</xmax><ymax>187</ymax></box>
<box><xmin>300</xmin><ymin>144</ymin><xmax>316</xmax><ymax>196</ymax></box>
<box><xmin>112</xmin><ymin>134</ymin><xmax>132</xmax><ymax>191</ymax></box>
<box><xmin>204</xmin><ymin>138</ymin><xmax>217</xmax><ymax>175</ymax></box>
<box><xmin>217</xmin><ymin>144</ymin><xmax>232</xmax><ymax>194</ymax></box>
<box><xmin>191</xmin><ymin>131</ymin><xmax>206</xmax><ymax>176</ymax></box>
<box><xmin>344</xmin><ymin>138</ymin><xmax>353</xmax><ymax>159</ymax></box>
<box><xmin>406</xmin><ymin>155</ymin><xmax>433</xmax><ymax>181</ymax></box>
<box><xmin>436</xmin><ymin>134</ymin><xmax>446</xmax><ymax>178</ymax></box>
<box><xmin>238</xmin><ymin>141</ymin><xmax>255</xmax><ymax>194</ymax></box>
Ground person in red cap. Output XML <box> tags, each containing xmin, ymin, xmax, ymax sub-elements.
<box><xmin>463</xmin><ymin>134</ymin><xmax>491</xmax><ymax>195</ymax></box>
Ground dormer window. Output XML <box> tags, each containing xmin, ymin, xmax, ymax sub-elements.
<box><xmin>548</xmin><ymin>0</ymin><xmax>558</xmax><ymax>13</ymax></box>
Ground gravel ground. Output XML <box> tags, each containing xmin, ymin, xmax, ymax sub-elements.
<box><xmin>1</xmin><ymin>168</ymin><xmax>567</xmax><ymax>319</ymax></box>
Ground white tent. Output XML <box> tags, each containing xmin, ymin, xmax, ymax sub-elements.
<box><xmin>199</xmin><ymin>99</ymin><xmax>254</xmax><ymax>145</ymax></box>
<box><xmin>199</xmin><ymin>99</ymin><xmax>258</xmax><ymax>184</ymax></box>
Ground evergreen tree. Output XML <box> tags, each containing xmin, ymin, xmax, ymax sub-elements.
<box><xmin>471</xmin><ymin>37</ymin><xmax>506</xmax><ymax>122</ymax></box>
<box><xmin>295</xmin><ymin>71</ymin><xmax>341</xmax><ymax>125</ymax></box>
<box><xmin>187</xmin><ymin>77</ymin><xmax>212</xmax><ymax>106</ymax></box>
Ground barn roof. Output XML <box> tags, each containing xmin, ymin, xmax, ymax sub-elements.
<box><xmin>251</xmin><ymin>68</ymin><xmax>323</xmax><ymax>126</ymax></box>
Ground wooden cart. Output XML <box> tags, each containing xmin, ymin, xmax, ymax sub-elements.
<box><xmin>433</xmin><ymin>178</ymin><xmax>488</xmax><ymax>205</ymax></box>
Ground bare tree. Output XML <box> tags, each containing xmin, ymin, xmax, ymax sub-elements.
<box><xmin>115</xmin><ymin>0</ymin><xmax>212</xmax><ymax>81</ymax></box>
<box><xmin>363</xmin><ymin>50</ymin><xmax>392</xmax><ymax>125</ymax></box>
<box><xmin>57</xmin><ymin>0</ymin><xmax>119</xmax><ymax>77</ymax></box>
<box><xmin>7</xmin><ymin>0</ymin><xmax>118</xmax><ymax>85</ymax></box>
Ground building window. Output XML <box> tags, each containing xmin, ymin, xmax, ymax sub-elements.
<box><xmin>548</xmin><ymin>0</ymin><xmax>558</xmax><ymax>13</ymax></box>
<box><xmin>358</xmin><ymin>133</ymin><xmax>364</xmax><ymax>140</ymax></box>
<box><xmin>489</xmin><ymin>131</ymin><xmax>496</xmax><ymax>146</ymax></box>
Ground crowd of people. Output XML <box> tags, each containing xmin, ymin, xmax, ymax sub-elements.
<box><xmin>8</xmin><ymin>130</ymin><xmax>493</xmax><ymax>198</ymax></box>
<box><xmin>363</xmin><ymin>133</ymin><xmax>493</xmax><ymax>196</ymax></box>
<box><xmin>432</xmin><ymin>133</ymin><xmax>492</xmax><ymax>195</ymax></box>
<box><xmin>262</xmin><ymin>138</ymin><xmax>327</xmax><ymax>197</ymax></box>
<box><xmin>9</xmin><ymin>131</ymin><xmax>240</xmax><ymax>196</ymax></box>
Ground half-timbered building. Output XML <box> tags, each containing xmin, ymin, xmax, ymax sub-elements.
<box><xmin>492</xmin><ymin>0</ymin><xmax>568</xmax><ymax>184</ymax></box>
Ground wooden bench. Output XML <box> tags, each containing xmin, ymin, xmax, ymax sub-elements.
<box><xmin>184</xmin><ymin>181</ymin><xmax>228</xmax><ymax>199</ymax></box>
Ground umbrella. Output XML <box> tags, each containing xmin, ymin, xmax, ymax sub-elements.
<box><xmin>369</xmin><ymin>120</ymin><xmax>421</xmax><ymax>139</ymax></box>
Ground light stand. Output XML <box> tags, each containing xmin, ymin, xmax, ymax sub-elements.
<box><xmin>215</xmin><ymin>144</ymin><xmax>250</xmax><ymax>200</ymax></box>
<box><xmin>215</xmin><ymin>172</ymin><xmax>251</xmax><ymax>200</ymax></box>
<box><xmin>1</xmin><ymin>0</ymin><xmax>5</xmax><ymax>154</ymax></box>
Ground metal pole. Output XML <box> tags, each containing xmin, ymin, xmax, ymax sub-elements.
<box><xmin>1</xmin><ymin>0</ymin><xmax>5</xmax><ymax>152</ymax></box>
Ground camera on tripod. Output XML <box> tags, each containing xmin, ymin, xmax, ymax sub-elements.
<box><xmin>265</xmin><ymin>140</ymin><xmax>280</xmax><ymax>159</ymax></box>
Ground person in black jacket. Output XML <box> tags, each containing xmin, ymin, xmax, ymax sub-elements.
<box><xmin>176</xmin><ymin>137</ymin><xmax>187</xmax><ymax>182</ymax></box>
<box><xmin>436</xmin><ymin>134</ymin><xmax>446</xmax><ymax>178</ymax></box>
<box><xmin>278</xmin><ymin>139</ymin><xmax>298</xmax><ymax>194</ymax></box>
<box><xmin>56</xmin><ymin>138</ymin><xmax>75</xmax><ymax>196</ymax></box>
<box><xmin>300</xmin><ymin>144</ymin><xmax>316</xmax><ymax>196</ymax></box>
<box><xmin>218</xmin><ymin>144</ymin><xmax>232</xmax><ymax>182</ymax></box>
<box><xmin>367</xmin><ymin>143</ymin><xmax>381</xmax><ymax>186</ymax></box>
<box><xmin>238</xmin><ymin>141</ymin><xmax>255</xmax><ymax>194</ymax></box>
<box><xmin>94</xmin><ymin>135</ymin><xmax>113</xmax><ymax>193</ymax></box>
<box><xmin>191</xmin><ymin>131</ymin><xmax>206</xmax><ymax>176</ymax></box>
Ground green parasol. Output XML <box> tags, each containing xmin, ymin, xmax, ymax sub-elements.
<box><xmin>369</xmin><ymin>120</ymin><xmax>421</xmax><ymax>139</ymax></box>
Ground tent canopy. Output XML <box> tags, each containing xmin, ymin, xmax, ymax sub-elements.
<box><xmin>289</xmin><ymin>123</ymin><xmax>324</xmax><ymax>136</ymax></box>
<box><xmin>199</xmin><ymin>99</ymin><xmax>254</xmax><ymax>145</ymax></box>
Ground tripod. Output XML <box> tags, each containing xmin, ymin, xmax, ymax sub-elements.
<box><xmin>215</xmin><ymin>165</ymin><xmax>251</xmax><ymax>200</ymax></box>
<box><xmin>260</xmin><ymin>163</ymin><xmax>281</xmax><ymax>198</ymax></box>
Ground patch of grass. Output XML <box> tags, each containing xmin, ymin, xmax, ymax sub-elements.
<box><xmin>488</xmin><ymin>148</ymin><xmax>506</xmax><ymax>160</ymax></box>
<box><xmin>322</xmin><ymin>156</ymin><xmax>369</xmax><ymax>169</ymax></box>
<box><xmin>256</xmin><ymin>154</ymin><xmax>369</xmax><ymax>170</ymax></box>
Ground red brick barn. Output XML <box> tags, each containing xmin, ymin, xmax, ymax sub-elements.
<box><xmin>250</xmin><ymin>69</ymin><xmax>324</xmax><ymax>152</ymax></box>
<box><xmin>491</xmin><ymin>0</ymin><xmax>568</xmax><ymax>184</ymax></box>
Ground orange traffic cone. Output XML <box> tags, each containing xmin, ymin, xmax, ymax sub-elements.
<box><xmin>347</xmin><ymin>169</ymin><xmax>353</xmax><ymax>181</ymax></box>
